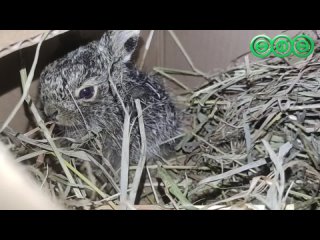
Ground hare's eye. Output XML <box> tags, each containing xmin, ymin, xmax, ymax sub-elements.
<box><xmin>79</xmin><ymin>86</ymin><xmax>95</xmax><ymax>99</ymax></box>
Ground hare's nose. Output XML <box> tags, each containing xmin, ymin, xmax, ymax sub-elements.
<box><xmin>44</xmin><ymin>106</ymin><xmax>59</xmax><ymax>120</ymax></box>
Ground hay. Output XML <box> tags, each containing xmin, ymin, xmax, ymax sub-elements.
<box><xmin>167</xmin><ymin>30</ymin><xmax>320</xmax><ymax>210</ymax></box>
<box><xmin>2</xmin><ymin>30</ymin><xmax>320</xmax><ymax>210</ymax></box>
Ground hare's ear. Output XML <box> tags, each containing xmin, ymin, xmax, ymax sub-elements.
<box><xmin>99</xmin><ymin>30</ymin><xmax>140</xmax><ymax>62</ymax></box>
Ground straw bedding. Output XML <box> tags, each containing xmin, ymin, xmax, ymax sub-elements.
<box><xmin>1</xmin><ymin>30</ymin><xmax>320</xmax><ymax>210</ymax></box>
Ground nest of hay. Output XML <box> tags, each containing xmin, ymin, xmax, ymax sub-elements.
<box><xmin>2</xmin><ymin>30</ymin><xmax>320</xmax><ymax>210</ymax></box>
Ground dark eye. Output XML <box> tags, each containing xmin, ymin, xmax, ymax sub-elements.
<box><xmin>79</xmin><ymin>86</ymin><xmax>95</xmax><ymax>99</ymax></box>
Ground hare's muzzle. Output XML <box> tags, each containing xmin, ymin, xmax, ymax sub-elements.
<box><xmin>44</xmin><ymin>105</ymin><xmax>59</xmax><ymax>121</ymax></box>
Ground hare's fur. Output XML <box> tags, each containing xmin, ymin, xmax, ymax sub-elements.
<box><xmin>40</xmin><ymin>30</ymin><xmax>180</xmax><ymax>169</ymax></box>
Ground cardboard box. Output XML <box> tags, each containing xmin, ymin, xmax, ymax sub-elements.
<box><xmin>0</xmin><ymin>30</ymin><xmax>288</xmax><ymax>133</ymax></box>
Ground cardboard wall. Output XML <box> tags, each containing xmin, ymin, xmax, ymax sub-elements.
<box><xmin>0</xmin><ymin>30</ymin><xmax>293</xmax><ymax>132</ymax></box>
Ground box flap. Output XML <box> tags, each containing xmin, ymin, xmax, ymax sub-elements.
<box><xmin>0</xmin><ymin>30</ymin><xmax>69</xmax><ymax>59</ymax></box>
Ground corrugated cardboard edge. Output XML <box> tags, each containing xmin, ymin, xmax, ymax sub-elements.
<box><xmin>0</xmin><ymin>30</ymin><xmax>70</xmax><ymax>59</ymax></box>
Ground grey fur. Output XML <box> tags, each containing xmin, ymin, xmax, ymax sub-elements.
<box><xmin>39</xmin><ymin>30</ymin><xmax>180</xmax><ymax>169</ymax></box>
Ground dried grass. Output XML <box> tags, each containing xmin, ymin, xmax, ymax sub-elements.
<box><xmin>2</xmin><ymin>30</ymin><xmax>320</xmax><ymax>210</ymax></box>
